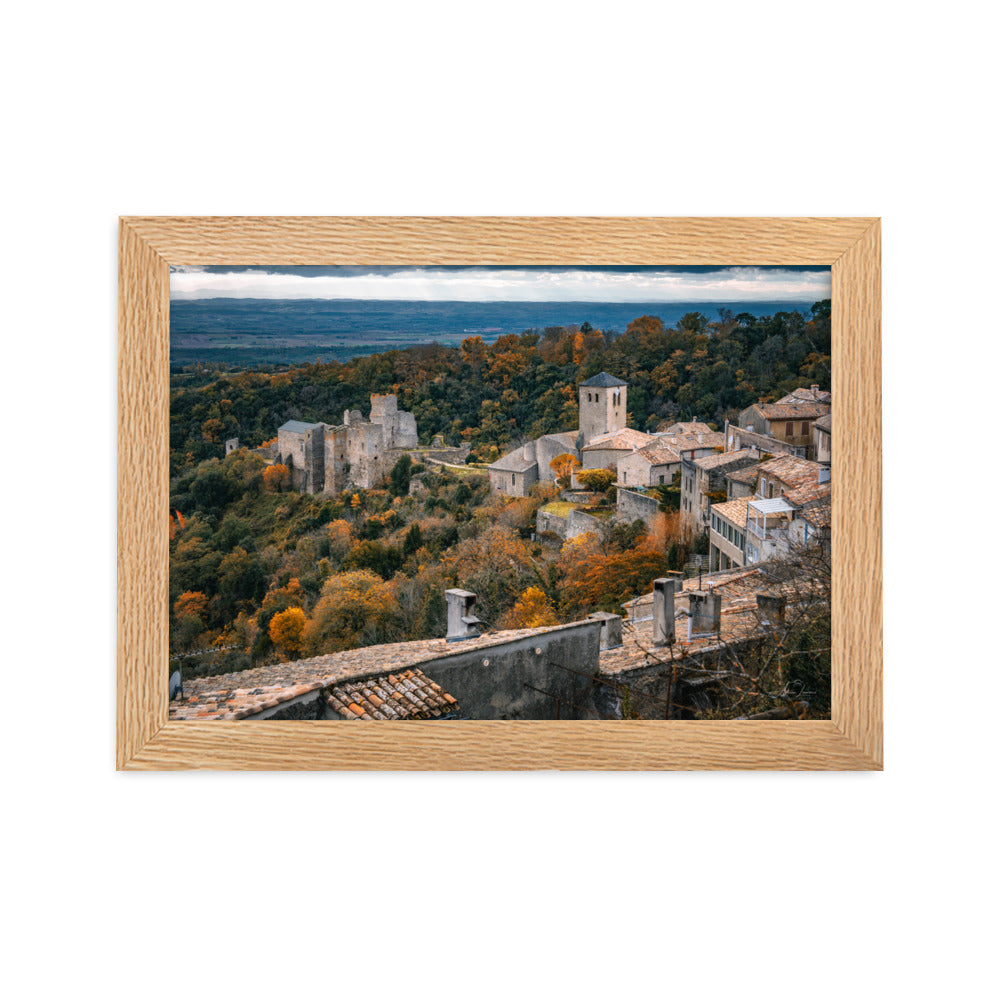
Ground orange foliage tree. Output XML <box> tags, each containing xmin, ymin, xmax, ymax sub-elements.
<box><xmin>549</xmin><ymin>452</ymin><xmax>581</xmax><ymax>490</ymax></box>
<box><xmin>174</xmin><ymin>590</ymin><xmax>209</xmax><ymax>620</ymax></box>
<box><xmin>560</xmin><ymin>539</ymin><xmax>671</xmax><ymax>614</ymax></box>
<box><xmin>263</xmin><ymin>463</ymin><xmax>290</xmax><ymax>492</ymax></box>
<box><xmin>269</xmin><ymin>606</ymin><xmax>306</xmax><ymax>656</ymax></box>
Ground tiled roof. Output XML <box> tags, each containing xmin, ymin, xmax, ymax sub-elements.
<box><xmin>799</xmin><ymin>497</ymin><xmax>832</xmax><ymax>528</ymax></box>
<box><xmin>756</xmin><ymin>455</ymin><xmax>823</xmax><ymax>491</ymax></box>
<box><xmin>583</xmin><ymin>428</ymin><xmax>657</xmax><ymax>452</ymax></box>
<box><xmin>325</xmin><ymin>668</ymin><xmax>460</xmax><ymax>720</ymax></box>
<box><xmin>666</xmin><ymin>431</ymin><xmax>726</xmax><ymax>453</ymax></box>
<box><xmin>169</xmin><ymin>623</ymin><xmax>586</xmax><ymax>721</ymax></box>
<box><xmin>634</xmin><ymin>444</ymin><xmax>682</xmax><ymax>464</ymax></box>
<box><xmin>754</xmin><ymin>402</ymin><xmax>831</xmax><ymax>421</ymax></box>
<box><xmin>776</xmin><ymin>386</ymin><xmax>832</xmax><ymax>405</ymax></box>
<box><xmin>662</xmin><ymin>422</ymin><xmax>714</xmax><ymax>435</ymax></box>
<box><xmin>602</xmin><ymin>568</ymin><xmax>779</xmax><ymax>674</ymax></box>
<box><xmin>813</xmin><ymin>413</ymin><xmax>832</xmax><ymax>433</ymax></box>
<box><xmin>693</xmin><ymin>449</ymin><xmax>759</xmax><ymax>471</ymax></box>
<box><xmin>489</xmin><ymin>450</ymin><xmax>537</xmax><ymax>473</ymax></box>
<box><xmin>784</xmin><ymin>479</ymin><xmax>832</xmax><ymax>506</ymax></box>
<box><xmin>726</xmin><ymin>464</ymin><xmax>763</xmax><ymax>485</ymax></box>
<box><xmin>710</xmin><ymin>496</ymin><xmax>751</xmax><ymax>528</ymax></box>
<box><xmin>581</xmin><ymin>372</ymin><xmax>628</xmax><ymax>388</ymax></box>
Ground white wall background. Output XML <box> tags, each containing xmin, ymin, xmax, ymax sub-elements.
<box><xmin>3</xmin><ymin>3</ymin><xmax>996</xmax><ymax>998</ymax></box>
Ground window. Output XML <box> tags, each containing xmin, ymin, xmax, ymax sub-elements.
<box><xmin>659</xmin><ymin>475</ymin><xmax>664</xmax><ymax>484</ymax></box>
<box><xmin>511</xmin><ymin>474</ymin><xmax>515</xmax><ymax>485</ymax></box>
<box><xmin>802</xmin><ymin>421</ymin><xmax>810</xmax><ymax>435</ymax></box>
<box><xmin>785</xmin><ymin>421</ymin><xmax>794</xmax><ymax>436</ymax></box>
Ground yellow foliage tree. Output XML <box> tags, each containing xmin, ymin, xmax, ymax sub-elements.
<box><xmin>269</xmin><ymin>606</ymin><xmax>306</xmax><ymax>655</ymax></box>
<box><xmin>502</xmin><ymin>586</ymin><xmax>559</xmax><ymax>628</ymax></box>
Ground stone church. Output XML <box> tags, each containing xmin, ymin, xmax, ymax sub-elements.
<box><xmin>488</xmin><ymin>372</ymin><xmax>636</xmax><ymax>497</ymax></box>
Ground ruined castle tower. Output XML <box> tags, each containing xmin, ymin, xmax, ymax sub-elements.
<box><xmin>578</xmin><ymin>372</ymin><xmax>628</xmax><ymax>444</ymax></box>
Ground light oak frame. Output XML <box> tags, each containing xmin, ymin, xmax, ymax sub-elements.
<box><xmin>118</xmin><ymin>217</ymin><xmax>881</xmax><ymax>770</ymax></box>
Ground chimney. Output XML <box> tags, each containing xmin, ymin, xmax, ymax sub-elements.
<box><xmin>445</xmin><ymin>589</ymin><xmax>481</xmax><ymax>641</ymax></box>
<box><xmin>523</xmin><ymin>439</ymin><xmax>537</xmax><ymax>462</ymax></box>
<box><xmin>652</xmin><ymin>576</ymin><xmax>681</xmax><ymax>646</ymax></box>
<box><xmin>756</xmin><ymin>592</ymin><xmax>787</xmax><ymax>626</ymax></box>
<box><xmin>811</xmin><ymin>384</ymin><xmax>820</xmax><ymax>393</ymax></box>
<box><xmin>698</xmin><ymin>433</ymin><xmax>704</xmax><ymax>444</ymax></box>
<box><xmin>588</xmin><ymin>611</ymin><xmax>623</xmax><ymax>650</ymax></box>
<box><xmin>818</xmin><ymin>466</ymin><xmax>831</xmax><ymax>484</ymax></box>
<box><xmin>688</xmin><ymin>589</ymin><xmax>722</xmax><ymax>636</ymax></box>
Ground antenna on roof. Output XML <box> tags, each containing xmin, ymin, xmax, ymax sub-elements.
<box><xmin>169</xmin><ymin>670</ymin><xmax>183</xmax><ymax>702</ymax></box>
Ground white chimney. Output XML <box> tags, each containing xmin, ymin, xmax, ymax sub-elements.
<box><xmin>688</xmin><ymin>590</ymin><xmax>722</xmax><ymax>636</ymax></box>
<box><xmin>445</xmin><ymin>589</ymin><xmax>481</xmax><ymax>641</ymax></box>
<box><xmin>652</xmin><ymin>577</ymin><xmax>681</xmax><ymax>646</ymax></box>
<box><xmin>588</xmin><ymin>611</ymin><xmax>623</xmax><ymax>650</ymax></box>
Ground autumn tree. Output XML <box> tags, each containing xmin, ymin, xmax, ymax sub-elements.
<box><xmin>549</xmin><ymin>452</ymin><xmax>581</xmax><ymax>490</ymax></box>
<box><xmin>268</xmin><ymin>606</ymin><xmax>306</xmax><ymax>656</ymax></box>
<box><xmin>576</xmin><ymin>468</ymin><xmax>616</xmax><ymax>494</ymax></box>
<box><xmin>301</xmin><ymin>570</ymin><xmax>400</xmax><ymax>655</ymax></box>
<box><xmin>501</xmin><ymin>586</ymin><xmax>559</xmax><ymax>628</ymax></box>
<box><xmin>263</xmin><ymin>463</ymin><xmax>290</xmax><ymax>492</ymax></box>
<box><xmin>174</xmin><ymin>590</ymin><xmax>209</xmax><ymax>620</ymax></box>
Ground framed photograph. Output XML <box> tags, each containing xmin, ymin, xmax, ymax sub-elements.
<box><xmin>118</xmin><ymin>217</ymin><xmax>881</xmax><ymax>769</ymax></box>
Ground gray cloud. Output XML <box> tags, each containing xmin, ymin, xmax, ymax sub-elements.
<box><xmin>169</xmin><ymin>266</ymin><xmax>830</xmax><ymax>303</ymax></box>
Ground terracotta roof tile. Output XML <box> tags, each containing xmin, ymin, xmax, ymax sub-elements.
<box><xmin>325</xmin><ymin>667</ymin><xmax>461</xmax><ymax>720</ymax></box>
<box><xmin>753</xmin><ymin>401</ymin><xmax>830</xmax><ymax>420</ymax></box>
<box><xmin>710</xmin><ymin>496</ymin><xmax>751</xmax><ymax>528</ymax></box>
<box><xmin>583</xmin><ymin>428</ymin><xmax>657</xmax><ymax>452</ymax></box>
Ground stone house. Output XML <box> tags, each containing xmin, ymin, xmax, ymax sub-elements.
<box><xmin>486</xmin><ymin>446</ymin><xmax>540</xmax><ymax>498</ymax></box>
<box><xmin>680</xmin><ymin>449</ymin><xmax>762</xmax><ymax>531</ymax></box>
<box><xmin>723</xmin><ymin>420</ymin><xmax>806</xmax><ymax>459</ymax></box>
<box><xmin>616</xmin><ymin>439</ymin><xmax>682</xmax><ymax>489</ymax></box>
<box><xmin>580</xmin><ymin>427</ymin><xmax>658</xmax><ymax>472</ymax></box>
<box><xmin>736</xmin><ymin>400</ymin><xmax>830</xmax><ymax>459</ymax></box>
<box><xmin>725</xmin><ymin>463</ymin><xmax>762</xmax><ymax>499</ymax></box>
<box><xmin>708</xmin><ymin>497</ymin><xmax>751</xmax><ymax>570</ymax></box>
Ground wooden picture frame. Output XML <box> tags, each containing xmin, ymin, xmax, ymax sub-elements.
<box><xmin>118</xmin><ymin>217</ymin><xmax>881</xmax><ymax>770</ymax></box>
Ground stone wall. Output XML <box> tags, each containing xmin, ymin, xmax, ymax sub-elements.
<box><xmin>566</xmin><ymin>508</ymin><xmax>605</xmax><ymax>540</ymax></box>
<box><xmin>398</xmin><ymin>620</ymin><xmax>604</xmax><ymax>720</ymax></box>
<box><xmin>616</xmin><ymin>488</ymin><xmax>660</xmax><ymax>529</ymax></box>
<box><xmin>536</xmin><ymin>508</ymin><xmax>570</xmax><ymax>540</ymax></box>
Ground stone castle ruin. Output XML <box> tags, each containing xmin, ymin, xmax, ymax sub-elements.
<box><xmin>271</xmin><ymin>393</ymin><xmax>419</xmax><ymax>494</ymax></box>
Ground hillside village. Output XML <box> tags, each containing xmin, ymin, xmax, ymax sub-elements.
<box><xmin>171</xmin><ymin>361</ymin><xmax>832</xmax><ymax>722</ymax></box>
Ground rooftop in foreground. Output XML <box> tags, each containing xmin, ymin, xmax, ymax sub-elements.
<box><xmin>170</xmin><ymin>623</ymin><xmax>587</xmax><ymax>720</ymax></box>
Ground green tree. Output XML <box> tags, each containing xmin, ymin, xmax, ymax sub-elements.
<box><xmin>389</xmin><ymin>453</ymin><xmax>413</xmax><ymax>496</ymax></box>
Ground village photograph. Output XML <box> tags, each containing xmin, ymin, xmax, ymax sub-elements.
<box><xmin>168</xmin><ymin>265</ymin><xmax>833</xmax><ymax>722</ymax></box>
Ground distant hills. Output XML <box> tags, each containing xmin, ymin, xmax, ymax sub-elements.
<box><xmin>170</xmin><ymin>297</ymin><xmax>819</xmax><ymax>368</ymax></box>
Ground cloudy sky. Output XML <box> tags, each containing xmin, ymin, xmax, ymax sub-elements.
<box><xmin>169</xmin><ymin>265</ymin><xmax>830</xmax><ymax>303</ymax></box>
